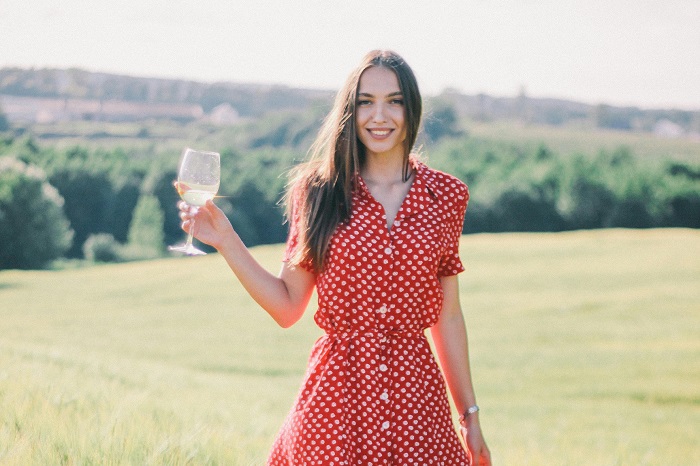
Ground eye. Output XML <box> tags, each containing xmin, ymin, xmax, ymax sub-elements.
<box><xmin>391</xmin><ymin>98</ymin><xmax>405</xmax><ymax>105</ymax></box>
<box><xmin>357</xmin><ymin>99</ymin><xmax>372</xmax><ymax>106</ymax></box>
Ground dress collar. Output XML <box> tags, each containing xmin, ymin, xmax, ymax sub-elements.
<box><xmin>354</xmin><ymin>157</ymin><xmax>437</xmax><ymax>219</ymax></box>
<box><xmin>400</xmin><ymin>158</ymin><xmax>436</xmax><ymax>219</ymax></box>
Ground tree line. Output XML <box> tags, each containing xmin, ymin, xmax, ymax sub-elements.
<box><xmin>429</xmin><ymin>139</ymin><xmax>699</xmax><ymax>232</ymax></box>
<box><xmin>1</xmin><ymin>122</ymin><xmax>698</xmax><ymax>269</ymax></box>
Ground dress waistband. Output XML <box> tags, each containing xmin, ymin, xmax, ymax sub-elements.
<box><xmin>326</xmin><ymin>328</ymin><xmax>425</xmax><ymax>341</ymax></box>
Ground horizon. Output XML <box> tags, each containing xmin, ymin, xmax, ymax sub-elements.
<box><xmin>1</xmin><ymin>0</ymin><xmax>699</xmax><ymax>111</ymax></box>
<box><xmin>2</xmin><ymin>64</ymin><xmax>697</xmax><ymax>114</ymax></box>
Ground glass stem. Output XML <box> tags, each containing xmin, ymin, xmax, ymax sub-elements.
<box><xmin>186</xmin><ymin>206</ymin><xmax>198</xmax><ymax>248</ymax></box>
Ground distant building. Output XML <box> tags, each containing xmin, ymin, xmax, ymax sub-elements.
<box><xmin>0</xmin><ymin>94</ymin><xmax>204</xmax><ymax>123</ymax></box>
<box><xmin>654</xmin><ymin>119</ymin><xmax>684</xmax><ymax>138</ymax></box>
<box><xmin>208</xmin><ymin>103</ymin><xmax>240</xmax><ymax>125</ymax></box>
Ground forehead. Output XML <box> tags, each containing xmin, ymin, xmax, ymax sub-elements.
<box><xmin>358</xmin><ymin>66</ymin><xmax>401</xmax><ymax>94</ymax></box>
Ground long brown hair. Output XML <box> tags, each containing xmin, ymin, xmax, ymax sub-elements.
<box><xmin>285</xmin><ymin>50</ymin><xmax>422</xmax><ymax>273</ymax></box>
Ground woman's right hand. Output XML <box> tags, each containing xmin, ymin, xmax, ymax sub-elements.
<box><xmin>178</xmin><ymin>199</ymin><xmax>235</xmax><ymax>251</ymax></box>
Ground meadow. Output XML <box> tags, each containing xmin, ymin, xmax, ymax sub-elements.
<box><xmin>1</xmin><ymin>229</ymin><xmax>699</xmax><ymax>465</ymax></box>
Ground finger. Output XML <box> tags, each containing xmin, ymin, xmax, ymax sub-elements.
<box><xmin>180</xmin><ymin>210</ymin><xmax>198</xmax><ymax>222</ymax></box>
<box><xmin>203</xmin><ymin>199</ymin><xmax>219</xmax><ymax>213</ymax></box>
<box><xmin>202</xmin><ymin>199</ymin><xmax>222</xmax><ymax>218</ymax></box>
<box><xmin>174</xmin><ymin>180</ymin><xmax>191</xmax><ymax>192</ymax></box>
<box><xmin>480</xmin><ymin>446</ymin><xmax>492</xmax><ymax>466</ymax></box>
<box><xmin>180</xmin><ymin>218</ymin><xmax>191</xmax><ymax>233</ymax></box>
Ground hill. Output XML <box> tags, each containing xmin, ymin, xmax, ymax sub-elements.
<box><xmin>1</xmin><ymin>67</ymin><xmax>699</xmax><ymax>136</ymax></box>
<box><xmin>0</xmin><ymin>67</ymin><xmax>334</xmax><ymax>123</ymax></box>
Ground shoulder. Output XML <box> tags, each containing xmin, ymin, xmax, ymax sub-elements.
<box><xmin>417</xmin><ymin>161</ymin><xmax>469</xmax><ymax>203</ymax></box>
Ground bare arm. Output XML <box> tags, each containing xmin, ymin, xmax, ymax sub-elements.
<box><xmin>180</xmin><ymin>200</ymin><xmax>315</xmax><ymax>328</ymax></box>
<box><xmin>431</xmin><ymin>274</ymin><xmax>491</xmax><ymax>466</ymax></box>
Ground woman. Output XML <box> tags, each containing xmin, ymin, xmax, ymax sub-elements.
<box><xmin>178</xmin><ymin>50</ymin><xmax>491</xmax><ymax>465</ymax></box>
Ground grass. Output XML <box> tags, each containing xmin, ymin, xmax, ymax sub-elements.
<box><xmin>1</xmin><ymin>229</ymin><xmax>699</xmax><ymax>465</ymax></box>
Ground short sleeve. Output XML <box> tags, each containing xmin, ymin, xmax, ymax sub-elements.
<box><xmin>283</xmin><ymin>189</ymin><xmax>315</xmax><ymax>273</ymax></box>
<box><xmin>437</xmin><ymin>183</ymin><xmax>469</xmax><ymax>277</ymax></box>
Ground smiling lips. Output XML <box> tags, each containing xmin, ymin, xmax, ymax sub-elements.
<box><xmin>368</xmin><ymin>128</ymin><xmax>393</xmax><ymax>138</ymax></box>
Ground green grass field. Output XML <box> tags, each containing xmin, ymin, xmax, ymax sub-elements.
<box><xmin>1</xmin><ymin>229</ymin><xmax>699</xmax><ymax>465</ymax></box>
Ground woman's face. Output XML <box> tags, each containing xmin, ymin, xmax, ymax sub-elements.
<box><xmin>355</xmin><ymin>66</ymin><xmax>406</xmax><ymax>159</ymax></box>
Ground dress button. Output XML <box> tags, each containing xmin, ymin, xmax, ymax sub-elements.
<box><xmin>381</xmin><ymin>421</ymin><xmax>390</xmax><ymax>430</ymax></box>
<box><xmin>380</xmin><ymin>392</ymin><xmax>389</xmax><ymax>401</ymax></box>
<box><xmin>379</xmin><ymin>364</ymin><xmax>388</xmax><ymax>372</ymax></box>
<box><xmin>384</xmin><ymin>246</ymin><xmax>392</xmax><ymax>255</ymax></box>
<box><xmin>377</xmin><ymin>305</ymin><xmax>387</xmax><ymax>314</ymax></box>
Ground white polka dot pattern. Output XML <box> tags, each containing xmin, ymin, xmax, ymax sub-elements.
<box><xmin>272</xmin><ymin>160</ymin><xmax>470</xmax><ymax>465</ymax></box>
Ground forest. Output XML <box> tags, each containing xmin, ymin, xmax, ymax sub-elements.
<box><xmin>0</xmin><ymin>68</ymin><xmax>699</xmax><ymax>269</ymax></box>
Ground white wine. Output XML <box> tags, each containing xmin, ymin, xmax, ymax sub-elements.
<box><xmin>168</xmin><ymin>148</ymin><xmax>221</xmax><ymax>256</ymax></box>
<box><xmin>182</xmin><ymin>189</ymin><xmax>216</xmax><ymax>206</ymax></box>
<box><xmin>177</xmin><ymin>182</ymin><xmax>219</xmax><ymax>206</ymax></box>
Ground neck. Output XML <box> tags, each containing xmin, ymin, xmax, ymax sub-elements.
<box><xmin>361</xmin><ymin>152</ymin><xmax>409</xmax><ymax>184</ymax></box>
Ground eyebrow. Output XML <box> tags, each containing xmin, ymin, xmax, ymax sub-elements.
<box><xmin>358</xmin><ymin>91</ymin><xmax>403</xmax><ymax>98</ymax></box>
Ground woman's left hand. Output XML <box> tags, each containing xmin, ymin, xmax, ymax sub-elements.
<box><xmin>462</xmin><ymin>418</ymin><xmax>491</xmax><ymax>466</ymax></box>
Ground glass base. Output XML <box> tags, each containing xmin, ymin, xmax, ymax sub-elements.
<box><xmin>168</xmin><ymin>243</ymin><xmax>206</xmax><ymax>256</ymax></box>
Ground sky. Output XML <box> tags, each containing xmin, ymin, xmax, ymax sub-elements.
<box><xmin>1</xmin><ymin>0</ymin><xmax>699</xmax><ymax>110</ymax></box>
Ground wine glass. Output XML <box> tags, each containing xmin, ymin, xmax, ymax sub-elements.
<box><xmin>168</xmin><ymin>148</ymin><xmax>220</xmax><ymax>256</ymax></box>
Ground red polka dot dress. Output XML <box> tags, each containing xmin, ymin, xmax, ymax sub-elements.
<box><xmin>268</xmin><ymin>159</ymin><xmax>471</xmax><ymax>465</ymax></box>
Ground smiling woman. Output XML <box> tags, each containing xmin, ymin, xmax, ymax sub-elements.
<box><xmin>355</xmin><ymin>67</ymin><xmax>408</xmax><ymax>163</ymax></box>
<box><xmin>176</xmin><ymin>50</ymin><xmax>491</xmax><ymax>465</ymax></box>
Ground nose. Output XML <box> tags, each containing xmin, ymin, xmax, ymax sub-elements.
<box><xmin>371</xmin><ymin>102</ymin><xmax>387</xmax><ymax>123</ymax></box>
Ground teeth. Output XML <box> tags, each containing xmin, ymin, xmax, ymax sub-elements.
<box><xmin>371</xmin><ymin>130</ymin><xmax>390</xmax><ymax>136</ymax></box>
